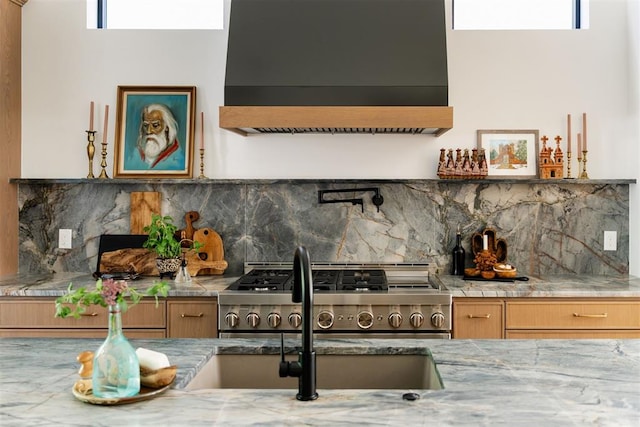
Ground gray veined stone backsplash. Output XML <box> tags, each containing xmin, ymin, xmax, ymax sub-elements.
<box><xmin>17</xmin><ymin>180</ymin><xmax>630</xmax><ymax>276</ymax></box>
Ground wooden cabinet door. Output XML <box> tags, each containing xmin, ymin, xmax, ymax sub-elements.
<box><xmin>167</xmin><ymin>298</ymin><xmax>218</xmax><ymax>338</ymax></box>
<box><xmin>453</xmin><ymin>300</ymin><xmax>504</xmax><ymax>339</ymax></box>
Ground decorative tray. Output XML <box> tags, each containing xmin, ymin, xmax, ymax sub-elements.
<box><xmin>463</xmin><ymin>275</ymin><xmax>529</xmax><ymax>283</ymax></box>
<box><xmin>72</xmin><ymin>380</ymin><xmax>173</xmax><ymax>406</ymax></box>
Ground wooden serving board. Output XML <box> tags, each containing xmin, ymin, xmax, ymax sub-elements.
<box><xmin>130</xmin><ymin>192</ymin><xmax>161</xmax><ymax>234</ymax></box>
<box><xmin>99</xmin><ymin>248</ymin><xmax>157</xmax><ymax>275</ymax></box>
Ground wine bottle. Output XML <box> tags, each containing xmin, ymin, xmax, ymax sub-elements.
<box><xmin>451</xmin><ymin>227</ymin><xmax>465</xmax><ymax>275</ymax></box>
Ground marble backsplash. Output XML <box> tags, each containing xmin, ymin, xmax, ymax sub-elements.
<box><xmin>17</xmin><ymin>180</ymin><xmax>630</xmax><ymax>276</ymax></box>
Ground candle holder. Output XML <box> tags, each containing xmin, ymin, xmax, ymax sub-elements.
<box><xmin>197</xmin><ymin>148</ymin><xmax>207</xmax><ymax>179</ymax></box>
<box><xmin>98</xmin><ymin>141</ymin><xmax>109</xmax><ymax>179</ymax></box>
<box><xmin>86</xmin><ymin>130</ymin><xmax>97</xmax><ymax>179</ymax></box>
<box><xmin>579</xmin><ymin>150</ymin><xmax>589</xmax><ymax>179</ymax></box>
<box><xmin>564</xmin><ymin>152</ymin><xmax>574</xmax><ymax>179</ymax></box>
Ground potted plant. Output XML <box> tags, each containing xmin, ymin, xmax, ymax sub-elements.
<box><xmin>142</xmin><ymin>213</ymin><xmax>201</xmax><ymax>279</ymax></box>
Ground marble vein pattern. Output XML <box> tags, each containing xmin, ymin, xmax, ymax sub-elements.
<box><xmin>0</xmin><ymin>338</ymin><xmax>638</xmax><ymax>426</ymax></box>
<box><xmin>17</xmin><ymin>181</ymin><xmax>629</xmax><ymax>277</ymax></box>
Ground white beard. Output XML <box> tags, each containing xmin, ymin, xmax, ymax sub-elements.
<box><xmin>139</xmin><ymin>134</ymin><xmax>169</xmax><ymax>165</ymax></box>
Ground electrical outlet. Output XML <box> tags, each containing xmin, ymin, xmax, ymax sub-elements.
<box><xmin>604</xmin><ymin>231</ymin><xmax>617</xmax><ymax>251</ymax></box>
<box><xmin>59</xmin><ymin>229</ymin><xmax>73</xmax><ymax>249</ymax></box>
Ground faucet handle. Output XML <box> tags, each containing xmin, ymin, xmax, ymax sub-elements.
<box><xmin>278</xmin><ymin>332</ymin><xmax>302</xmax><ymax>378</ymax></box>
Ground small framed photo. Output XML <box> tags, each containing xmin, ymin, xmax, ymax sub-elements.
<box><xmin>113</xmin><ymin>86</ymin><xmax>196</xmax><ymax>178</ymax></box>
<box><xmin>477</xmin><ymin>129</ymin><xmax>539</xmax><ymax>179</ymax></box>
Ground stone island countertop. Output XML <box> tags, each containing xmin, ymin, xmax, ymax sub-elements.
<box><xmin>1</xmin><ymin>272</ymin><xmax>639</xmax><ymax>298</ymax></box>
<box><xmin>0</xmin><ymin>337</ymin><xmax>638</xmax><ymax>426</ymax></box>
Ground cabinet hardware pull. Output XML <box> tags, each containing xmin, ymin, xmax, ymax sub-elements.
<box><xmin>80</xmin><ymin>312</ymin><xmax>98</xmax><ymax>317</ymax></box>
<box><xmin>181</xmin><ymin>313</ymin><xmax>204</xmax><ymax>318</ymax></box>
<box><xmin>467</xmin><ymin>314</ymin><xmax>491</xmax><ymax>319</ymax></box>
<box><xmin>573</xmin><ymin>313</ymin><xmax>607</xmax><ymax>318</ymax></box>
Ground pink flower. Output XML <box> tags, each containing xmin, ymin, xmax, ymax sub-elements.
<box><xmin>100</xmin><ymin>279</ymin><xmax>128</xmax><ymax>306</ymax></box>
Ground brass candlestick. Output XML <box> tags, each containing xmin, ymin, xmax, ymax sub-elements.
<box><xmin>565</xmin><ymin>152</ymin><xmax>573</xmax><ymax>179</ymax></box>
<box><xmin>86</xmin><ymin>130</ymin><xmax>96</xmax><ymax>179</ymax></box>
<box><xmin>579</xmin><ymin>150</ymin><xmax>589</xmax><ymax>179</ymax></box>
<box><xmin>197</xmin><ymin>148</ymin><xmax>207</xmax><ymax>179</ymax></box>
<box><xmin>98</xmin><ymin>141</ymin><xmax>109</xmax><ymax>179</ymax></box>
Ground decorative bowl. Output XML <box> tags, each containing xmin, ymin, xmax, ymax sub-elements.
<box><xmin>493</xmin><ymin>264</ymin><xmax>517</xmax><ymax>278</ymax></box>
<box><xmin>464</xmin><ymin>268</ymin><xmax>480</xmax><ymax>277</ymax></box>
<box><xmin>480</xmin><ymin>270</ymin><xmax>496</xmax><ymax>279</ymax></box>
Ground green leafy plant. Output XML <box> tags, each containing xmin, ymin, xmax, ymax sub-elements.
<box><xmin>55</xmin><ymin>278</ymin><xmax>170</xmax><ymax>318</ymax></box>
<box><xmin>142</xmin><ymin>213</ymin><xmax>202</xmax><ymax>259</ymax></box>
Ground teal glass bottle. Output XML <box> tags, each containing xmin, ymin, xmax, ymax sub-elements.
<box><xmin>92</xmin><ymin>303</ymin><xmax>140</xmax><ymax>398</ymax></box>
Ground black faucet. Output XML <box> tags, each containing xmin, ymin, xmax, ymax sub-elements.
<box><xmin>279</xmin><ymin>246</ymin><xmax>318</xmax><ymax>401</ymax></box>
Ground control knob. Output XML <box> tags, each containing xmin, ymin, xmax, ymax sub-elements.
<box><xmin>317</xmin><ymin>310</ymin><xmax>334</xmax><ymax>329</ymax></box>
<box><xmin>225</xmin><ymin>312</ymin><xmax>239</xmax><ymax>328</ymax></box>
<box><xmin>388</xmin><ymin>312</ymin><xmax>403</xmax><ymax>328</ymax></box>
<box><xmin>431</xmin><ymin>311</ymin><xmax>446</xmax><ymax>329</ymax></box>
<box><xmin>357</xmin><ymin>311</ymin><xmax>374</xmax><ymax>329</ymax></box>
<box><xmin>267</xmin><ymin>312</ymin><xmax>281</xmax><ymax>328</ymax></box>
<box><xmin>288</xmin><ymin>312</ymin><xmax>302</xmax><ymax>328</ymax></box>
<box><xmin>246</xmin><ymin>312</ymin><xmax>260</xmax><ymax>328</ymax></box>
<box><xmin>410</xmin><ymin>312</ymin><xmax>425</xmax><ymax>328</ymax></box>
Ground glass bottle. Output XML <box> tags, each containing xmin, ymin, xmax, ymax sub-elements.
<box><xmin>451</xmin><ymin>227</ymin><xmax>465</xmax><ymax>276</ymax></box>
<box><xmin>92</xmin><ymin>303</ymin><xmax>140</xmax><ymax>398</ymax></box>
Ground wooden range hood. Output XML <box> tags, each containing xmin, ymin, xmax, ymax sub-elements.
<box><xmin>219</xmin><ymin>106</ymin><xmax>453</xmax><ymax>137</ymax></box>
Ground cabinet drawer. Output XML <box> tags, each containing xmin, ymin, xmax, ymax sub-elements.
<box><xmin>0</xmin><ymin>328</ymin><xmax>166</xmax><ymax>338</ymax></box>
<box><xmin>167</xmin><ymin>299</ymin><xmax>218</xmax><ymax>338</ymax></box>
<box><xmin>0</xmin><ymin>298</ymin><xmax>166</xmax><ymax>329</ymax></box>
<box><xmin>506</xmin><ymin>300</ymin><xmax>640</xmax><ymax>329</ymax></box>
<box><xmin>506</xmin><ymin>329</ymin><xmax>640</xmax><ymax>339</ymax></box>
<box><xmin>453</xmin><ymin>301</ymin><xmax>504</xmax><ymax>339</ymax></box>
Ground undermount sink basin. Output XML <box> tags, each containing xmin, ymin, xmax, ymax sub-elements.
<box><xmin>186</xmin><ymin>352</ymin><xmax>443</xmax><ymax>390</ymax></box>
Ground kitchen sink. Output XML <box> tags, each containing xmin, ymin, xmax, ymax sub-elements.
<box><xmin>186</xmin><ymin>352</ymin><xmax>443</xmax><ymax>390</ymax></box>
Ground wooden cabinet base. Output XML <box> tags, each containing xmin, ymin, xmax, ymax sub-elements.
<box><xmin>453</xmin><ymin>297</ymin><xmax>640</xmax><ymax>340</ymax></box>
<box><xmin>0</xmin><ymin>297</ymin><xmax>218</xmax><ymax>338</ymax></box>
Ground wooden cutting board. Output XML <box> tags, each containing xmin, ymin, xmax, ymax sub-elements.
<box><xmin>130</xmin><ymin>192</ymin><xmax>161</xmax><ymax>234</ymax></box>
<box><xmin>185</xmin><ymin>227</ymin><xmax>228</xmax><ymax>276</ymax></box>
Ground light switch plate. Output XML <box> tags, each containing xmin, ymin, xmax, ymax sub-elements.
<box><xmin>604</xmin><ymin>231</ymin><xmax>617</xmax><ymax>251</ymax></box>
<box><xmin>59</xmin><ymin>229</ymin><xmax>73</xmax><ymax>249</ymax></box>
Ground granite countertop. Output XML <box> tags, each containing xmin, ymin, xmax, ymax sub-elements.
<box><xmin>440</xmin><ymin>274</ymin><xmax>640</xmax><ymax>298</ymax></box>
<box><xmin>0</xmin><ymin>272</ymin><xmax>235</xmax><ymax>297</ymax></box>
<box><xmin>2</xmin><ymin>272</ymin><xmax>639</xmax><ymax>298</ymax></box>
<box><xmin>0</xmin><ymin>337</ymin><xmax>638</xmax><ymax>426</ymax></box>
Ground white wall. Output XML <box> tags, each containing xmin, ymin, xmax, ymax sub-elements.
<box><xmin>21</xmin><ymin>0</ymin><xmax>639</xmax><ymax>273</ymax></box>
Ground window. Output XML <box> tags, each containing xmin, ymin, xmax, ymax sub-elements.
<box><xmin>86</xmin><ymin>0</ymin><xmax>224</xmax><ymax>30</ymax></box>
<box><xmin>453</xmin><ymin>0</ymin><xmax>589</xmax><ymax>30</ymax></box>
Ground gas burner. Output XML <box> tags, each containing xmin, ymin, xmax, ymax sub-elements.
<box><xmin>338</xmin><ymin>270</ymin><xmax>388</xmax><ymax>291</ymax></box>
<box><xmin>284</xmin><ymin>270</ymin><xmax>339</xmax><ymax>292</ymax></box>
<box><xmin>230</xmin><ymin>269</ymin><xmax>291</xmax><ymax>291</ymax></box>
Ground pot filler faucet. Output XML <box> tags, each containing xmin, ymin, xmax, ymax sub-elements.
<box><xmin>279</xmin><ymin>246</ymin><xmax>318</xmax><ymax>401</ymax></box>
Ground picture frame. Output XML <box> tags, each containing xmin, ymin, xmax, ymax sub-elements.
<box><xmin>477</xmin><ymin>129</ymin><xmax>539</xmax><ymax>179</ymax></box>
<box><xmin>113</xmin><ymin>86</ymin><xmax>196</xmax><ymax>178</ymax></box>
